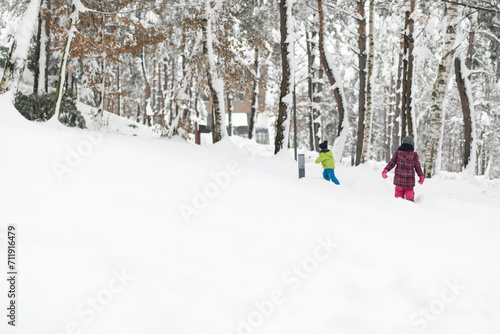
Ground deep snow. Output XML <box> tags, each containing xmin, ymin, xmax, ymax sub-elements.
<box><xmin>1</xmin><ymin>92</ymin><xmax>500</xmax><ymax>334</ymax></box>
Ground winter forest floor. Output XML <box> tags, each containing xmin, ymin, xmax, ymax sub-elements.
<box><xmin>1</xmin><ymin>92</ymin><xmax>500</xmax><ymax>334</ymax></box>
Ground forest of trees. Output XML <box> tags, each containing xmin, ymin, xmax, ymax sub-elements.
<box><xmin>1</xmin><ymin>0</ymin><xmax>499</xmax><ymax>179</ymax></box>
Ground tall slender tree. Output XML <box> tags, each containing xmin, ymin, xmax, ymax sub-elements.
<box><xmin>50</xmin><ymin>1</ymin><xmax>79</xmax><ymax>121</ymax></box>
<box><xmin>32</xmin><ymin>0</ymin><xmax>44</xmax><ymax>95</ymax></box>
<box><xmin>355</xmin><ymin>0</ymin><xmax>367</xmax><ymax>165</ymax></box>
<box><xmin>248</xmin><ymin>46</ymin><xmax>259</xmax><ymax>140</ymax></box>
<box><xmin>275</xmin><ymin>0</ymin><xmax>295</xmax><ymax>154</ymax></box>
<box><xmin>423</xmin><ymin>3</ymin><xmax>460</xmax><ymax>177</ymax></box>
<box><xmin>360</xmin><ymin>0</ymin><xmax>374</xmax><ymax>163</ymax></box>
<box><xmin>455</xmin><ymin>12</ymin><xmax>477</xmax><ymax>174</ymax></box>
<box><xmin>317</xmin><ymin>0</ymin><xmax>347</xmax><ymax>162</ymax></box>
<box><xmin>400</xmin><ymin>0</ymin><xmax>415</xmax><ymax>138</ymax></box>
<box><xmin>202</xmin><ymin>0</ymin><xmax>227</xmax><ymax>143</ymax></box>
<box><xmin>42</xmin><ymin>0</ymin><xmax>51</xmax><ymax>94</ymax></box>
<box><xmin>306</xmin><ymin>28</ymin><xmax>320</xmax><ymax>151</ymax></box>
<box><xmin>393</xmin><ymin>39</ymin><xmax>403</xmax><ymax>154</ymax></box>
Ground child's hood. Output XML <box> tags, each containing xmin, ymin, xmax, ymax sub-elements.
<box><xmin>320</xmin><ymin>150</ymin><xmax>333</xmax><ymax>158</ymax></box>
<box><xmin>398</xmin><ymin>149</ymin><xmax>418</xmax><ymax>162</ymax></box>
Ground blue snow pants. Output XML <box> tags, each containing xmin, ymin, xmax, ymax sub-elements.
<box><xmin>323</xmin><ymin>169</ymin><xmax>340</xmax><ymax>185</ymax></box>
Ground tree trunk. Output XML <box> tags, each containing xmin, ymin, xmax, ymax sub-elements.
<box><xmin>314</xmin><ymin>68</ymin><xmax>323</xmax><ymax>151</ymax></box>
<box><xmin>360</xmin><ymin>0</ymin><xmax>373</xmax><ymax>163</ymax></box>
<box><xmin>72</xmin><ymin>74</ymin><xmax>77</xmax><ymax>98</ymax></box>
<box><xmin>98</xmin><ymin>55</ymin><xmax>106</xmax><ymax>114</ymax></box>
<box><xmin>401</xmin><ymin>31</ymin><xmax>407</xmax><ymax>137</ymax></box>
<box><xmin>306</xmin><ymin>29</ymin><xmax>320</xmax><ymax>151</ymax></box>
<box><xmin>393</xmin><ymin>43</ymin><xmax>403</xmax><ymax>152</ymax></box>
<box><xmin>455</xmin><ymin>55</ymin><xmax>476</xmax><ymax>174</ymax></box>
<box><xmin>405</xmin><ymin>0</ymin><xmax>415</xmax><ymax>138</ymax></box>
<box><xmin>455</xmin><ymin>56</ymin><xmax>471</xmax><ymax>167</ymax></box>
<box><xmin>169</xmin><ymin>53</ymin><xmax>176</xmax><ymax>123</ymax></box>
<box><xmin>158</xmin><ymin>61</ymin><xmax>165</xmax><ymax>113</ymax></box>
<box><xmin>306</xmin><ymin>30</ymin><xmax>315</xmax><ymax>151</ymax></box>
<box><xmin>65</xmin><ymin>70</ymin><xmax>69</xmax><ymax>92</ymax></box>
<box><xmin>152</xmin><ymin>56</ymin><xmax>157</xmax><ymax>112</ymax></box>
<box><xmin>140</xmin><ymin>49</ymin><xmax>150</xmax><ymax>100</ymax></box>
<box><xmin>50</xmin><ymin>3</ymin><xmax>77</xmax><ymax>120</ymax></box>
<box><xmin>318</xmin><ymin>0</ymin><xmax>345</xmax><ymax>137</ymax></box>
<box><xmin>117</xmin><ymin>62</ymin><xmax>121</xmax><ymax>116</ymax></box>
<box><xmin>43</xmin><ymin>0</ymin><xmax>50</xmax><ymax>94</ymax></box>
<box><xmin>140</xmin><ymin>46</ymin><xmax>152</xmax><ymax>126</ymax></box>
<box><xmin>274</xmin><ymin>0</ymin><xmax>295</xmax><ymax>154</ymax></box>
<box><xmin>355</xmin><ymin>0</ymin><xmax>367</xmax><ymax>166</ymax></box>
<box><xmin>163</xmin><ymin>57</ymin><xmax>168</xmax><ymax>115</ymax></box>
<box><xmin>194</xmin><ymin>95</ymin><xmax>201</xmax><ymax>144</ymax></box>
<box><xmin>423</xmin><ymin>4</ymin><xmax>459</xmax><ymax>178</ymax></box>
<box><xmin>248</xmin><ymin>47</ymin><xmax>259</xmax><ymax>140</ymax></box>
<box><xmin>0</xmin><ymin>0</ymin><xmax>42</xmax><ymax>94</ymax></box>
<box><xmin>401</xmin><ymin>0</ymin><xmax>415</xmax><ymax>138</ymax></box>
<box><xmin>455</xmin><ymin>19</ymin><xmax>477</xmax><ymax>174</ymax></box>
<box><xmin>227</xmin><ymin>89</ymin><xmax>232</xmax><ymax>136</ymax></box>
<box><xmin>388</xmin><ymin>50</ymin><xmax>396</xmax><ymax>159</ymax></box>
<box><xmin>202</xmin><ymin>0</ymin><xmax>226</xmax><ymax>143</ymax></box>
<box><xmin>383</xmin><ymin>87</ymin><xmax>390</xmax><ymax>162</ymax></box>
<box><xmin>318</xmin><ymin>0</ymin><xmax>347</xmax><ymax>161</ymax></box>
<box><xmin>33</xmin><ymin>0</ymin><xmax>43</xmax><ymax>95</ymax></box>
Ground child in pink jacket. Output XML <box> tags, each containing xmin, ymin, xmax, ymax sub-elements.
<box><xmin>382</xmin><ymin>136</ymin><xmax>424</xmax><ymax>202</ymax></box>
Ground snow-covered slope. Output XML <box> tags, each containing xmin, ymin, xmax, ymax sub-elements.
<box><xmin>1</xmin><ymin>92</ymin><xmax>500</xmax><ymax>334</ymax></box>
<box><xmin>77</xmin><ymin>101</ymin><xmax>158</xmax><ymax>138</ymax></box>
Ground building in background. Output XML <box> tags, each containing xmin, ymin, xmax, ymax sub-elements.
<box><xmin>202</xmin><ymin>90</ymin><xmax>270</xmax><ymax>145</ymax></box>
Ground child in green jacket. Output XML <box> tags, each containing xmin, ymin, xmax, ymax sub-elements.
<box><xmin>315</xmin><ymin>141</ymin><xmax>340</xmax><ymax>185</ymax></box>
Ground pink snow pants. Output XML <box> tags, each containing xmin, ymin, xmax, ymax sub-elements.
<box><xmin>395</xmin><ymin>186</ymin><xmax>415</xmax><ymax>201</ymax></box>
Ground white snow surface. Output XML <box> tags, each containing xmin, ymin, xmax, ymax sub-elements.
<box><xmin>1</xmin><ymin>93</ymin><xmax>500</xmax><ymax>334</ymax></box>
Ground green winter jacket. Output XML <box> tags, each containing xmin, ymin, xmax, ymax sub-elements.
<box><xmin>315</xmin><ymin>150</ymin><xmax>335</xmax><ymax>169</ymax></box>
